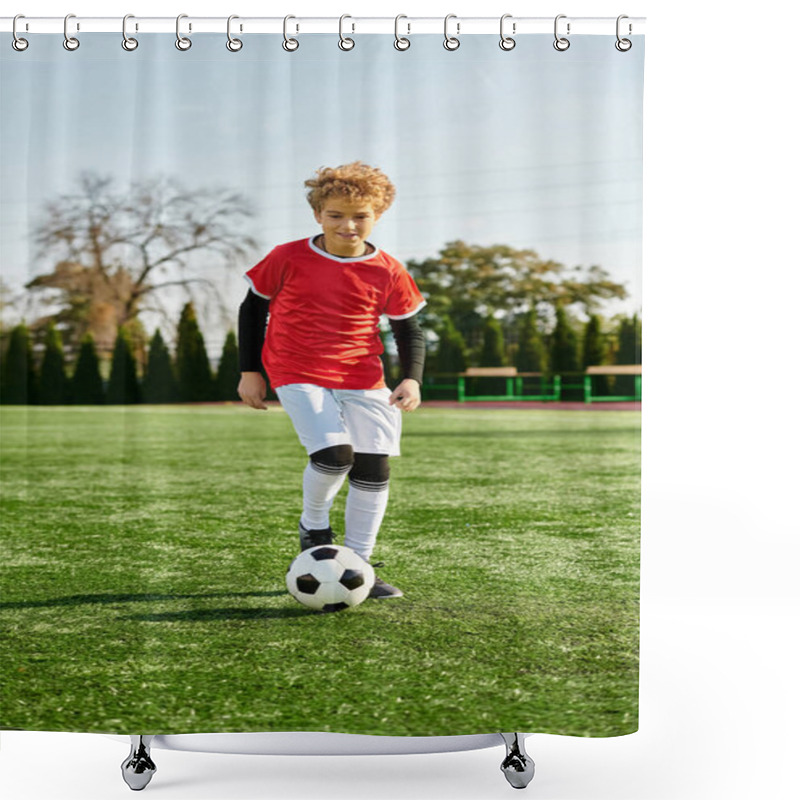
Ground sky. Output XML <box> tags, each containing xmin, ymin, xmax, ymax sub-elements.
<box><xmin>1</xmin><ymin>31</ymin><xmax>644</xmax><ymax>352</ymax></box>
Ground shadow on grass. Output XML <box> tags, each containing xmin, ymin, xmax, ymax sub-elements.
<box><xmin>121</xmin><ymin>607</ymin><xmax>310</xmax><ymax>622</ymax></box>
<box><xmin>0</xmin><ymin>591</ymin><xmax>285</xmax><ymax>611</ymax></box>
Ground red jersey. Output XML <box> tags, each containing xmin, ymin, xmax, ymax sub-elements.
<box><xmin>244</xmin><ymin>237</ymin><xmax>426</xmax><ymax>390</ymax></box>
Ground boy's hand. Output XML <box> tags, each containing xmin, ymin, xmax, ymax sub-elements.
<box><xmin>238</xmin><ymin>371</ymin><xmax>269</xmax><ymax>410</ymax></box>
<box><xmin>389</xmin><ymin>378</ymin><xmax>421</xmax><ymax>412</ymax></box>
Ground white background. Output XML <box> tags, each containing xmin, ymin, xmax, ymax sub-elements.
<box><xmin>2</xmin><ymin>1</ymin><xmax>798</xmax><ymax>799</ymax></box>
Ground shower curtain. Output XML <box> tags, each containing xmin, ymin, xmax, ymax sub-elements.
<box><xmin>0</xmin><ymin>23</ymin><xmax>643</xmax><ymax>740</ymax></box>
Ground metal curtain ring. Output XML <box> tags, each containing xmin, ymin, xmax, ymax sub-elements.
<box><xmin>553</xmin><ymin>14</ymin><xmax>570</xmax><ymax>51</ymax></box>
<box><xmin>499</xmin><ymin>14</ymin><xmax>516</xmax><ymax>51</ymax></box>
<box><xmin>282</xmin><ymin>15</ymin><xmax>299</xmax><ymax>51</ymax></box>
<box><xmin>175</xmin><ymin>14</ymin><xmax>192</xmax><ymax>50</ymax></box>
<box><xmin>443</xmin><ymin>14</ymin><xmax>460</xmax><ymax>51</ymax></box>
<box><xmin>63</xmin><ymin>13</ymin><xmax>80</xmax><ymax>51</ymax></box>
<box><xmin>122</xmin><ymin>14</ymin><xmax>138</xmax><ymax>51</ymax></box>
<box><xmin>615</xmin><ymin>15</ymin><xmax>633</xmax><ymax>51</ymax></box>
<box><xmin>394</xmin><ymin>15</ymin><xmax>410</xmax><ymax>51</ymax></box>
<box><xmin>226</xmin><ymin>15</ymin><xmax>243</xmax><ymax>51</ymax></box>
<box><xmin>339</xmin><ymin>15</ymin><xmax>355</xmax><ymax>51</ymax></box>
<box><xmin>12</xmin><ymin>15</ymin><xmax>29</xmax><ymax>51</ymax></box>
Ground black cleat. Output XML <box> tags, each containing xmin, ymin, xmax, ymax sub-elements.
<box><xmin>368</xmin><ymin>562</ymin><xmax>404</xmax><ymax>599</ymax></box>
<box><xmin>298</xmin><ymin>522</ymin><xmax>336</xmax><ymax>551</ymax></box>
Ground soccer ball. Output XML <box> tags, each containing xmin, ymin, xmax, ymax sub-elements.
<box><xmin>286</xmin><ymin>545</ymin><xmax>375</xmax><ymax>612</ymax></box>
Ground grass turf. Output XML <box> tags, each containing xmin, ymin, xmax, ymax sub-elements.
<box><xmin>0</xmin><ymin>405</ymin><xmax>639</xmax><ymax>737</ymax></box>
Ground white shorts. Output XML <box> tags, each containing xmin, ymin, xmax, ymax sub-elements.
<box><xmin>275</xmin><ymin>384</ymin><xmax>402</xmax><ymax>457</ymax></box>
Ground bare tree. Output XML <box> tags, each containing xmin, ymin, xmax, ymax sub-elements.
<box><xmin>27</xmin><ymin>173</ymin><xmax>257</xmax><ymax>356</ymax></box>
<box><xmin>0</xmin><ymin>278</ymin><xmax>23</xmax><ymax>332</ymax></box>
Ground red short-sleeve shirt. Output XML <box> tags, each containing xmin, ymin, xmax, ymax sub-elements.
<box><xmin>245</xmin><ymin>237</ymin><xmax>426</xmax><ymax>390</ymax></box>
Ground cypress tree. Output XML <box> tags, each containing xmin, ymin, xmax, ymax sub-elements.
<box><xmin>583</xmin><ymin>314</ymin><xmax>609</xmax><ymax>396</ymax></box>
<box><xmin>434</xmin><ymin>316</ymin><xmax>468</xmax><ymax>374</ymax></box>
<box><xmin>175</xmin><ymin>302</ymin><xmax>213</xmax><ymax>402</ymax></box>
<box><xmin>477</xmin><ymin>317</ymin><xmax>508</xmax><ymax>396</ymax></box>
<box><xmin>515</xmin><ymin>310</ymin><xmax>547</xmax><ymax>373</ymax></box>
<box><xmin>582</xmin><ymin>315</ymin><xmax>607</xmax><ymax>369</ymax></box>
<box><xmin>615</xmin><ymin>313</ymin><xmax>642</xmax><ymax>364</ymax></box>
<box><xmin>478</xmin><ymin>317</ymin><xmax>507</xmax><ymax>367</ymax></box>
<box><xmin>550</xmin><ymin>307</ymin><xmax>581</xmax><ymax>374</ymax></box>
<box><xmin>0</xmin><ymin>323</ymin><xmax>37</xmax><ymax>404</ymax></box>
<box><xmin>142</xmin><ymin>329</ymin><xmax>176</xmax><ymax>404</ymax></box>
<box><xmin>71</xmin><ymin>333</ymin><xmax>105</xmax><ymax>404</ymax></box>
<box><xmin>107</xmin><ymin>327</ymin><xmax>141</xmax><ymax>404</ymax></box>
<box><xmin>215</xmin><ymin>330</ymin><xmax>241</xmax><ymax>402</ymax></box>
<box><xmin>38</xmin><ymin>322</ymin><xmax>69</xmax><ymax>405</ymax></box>
<box><xmin>613</xmin><ymin>313</ymin><xmax>641</xmax><ymax>397</ymax></box>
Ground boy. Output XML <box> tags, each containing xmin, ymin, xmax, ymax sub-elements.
<box><xmin>237</xmin><ymin>162</ymin><xmax>426</xmax><ymax>599</ymax></box>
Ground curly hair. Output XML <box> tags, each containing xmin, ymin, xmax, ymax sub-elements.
<box><xmin>305</xmin><ymin>161</ymin><xmax>396</xmax><ymax>216</ymax></box>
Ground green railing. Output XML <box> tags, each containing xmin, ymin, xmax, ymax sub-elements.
<box><xmin>455</xmin><ymin>374</ymin><xmax>562</xmax><ymax>402</ymax></box>
<box><xmin>422</xmin><ymin>367</ymin><xmax>641</xmax><ymax>404</ymax></box>
<box><xmin>583</xmin><ymin>368</ymin><xmax>642</xmax><ymax>403</ymax></box>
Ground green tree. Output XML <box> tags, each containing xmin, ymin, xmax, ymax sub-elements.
<box><xmin>215</xmin><ymin>330</ymin><xmax>240</xmax><ymax>402</ymax></box>
<box><xmin>71</xmin><ymin>334</ymin><xmax>105</xmax><ymax>404</ymax></box>
<box><xmin>0</xmin><ymin>323</ymin><xmax>37</xmax><ymax>404</ymax></box>
<box><xmin>434</xmin><ymin>315</ymin><xmax>468</xmax><ymax>374</ymax></box>
<box><xmin>612</xmin><ymin>313</ymin><xmax>641</xmax><ymax>398</ymax></box>
<box><xmin>406</xmin><ymin>240</ymin><xmax>627</xmax><ymax>348</ymax></box>
<box><xmin>38</xmin><ymin>322</ymin><xmax>69</xmax><ymax>405</ymax></box>
<box><xmin>615</xmin><ymin>313</ymin><xmax>642</xmax><ymax>364</ymax></box>
<box><xmin>583</xmin><ymin>314</ymin><xmax>609</xmax><ymax>396</ymax></box>
<box><xmin>582</xmin><ymin>315</ymin><xmax>607</xmax><ymax>369</ymax></box>
<box><xmin>175</xmin><ymin>302</ymin><xmax>213</xmax><ymax>402</ymax></box>
<box><xmin>515</xmin><ymin>310</ymin><xmax>547</xmax><ymax>373</ymax></box>
<box><xmin>142</xmin><ymin>328</ymin><xmax>176</xmax><ymax>404</ymax></box>
<box><xmin>479</xmin><ymin>317</ymin><xmax>507</xmax><ymax>367</ymax></box>
<box><xmin>550</xmin><ymin>307</ymin><xmax>581</xmax><ymax>374</ymax></box>
<box><xmin>107</xmin><ymin>327</ymin><xmax>141</xmax><ymax>404</ymax></box>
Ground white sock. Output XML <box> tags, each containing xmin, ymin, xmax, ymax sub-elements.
<box><xmin>300</xmin><ymin>461</ymin><xmax>349</xmax><ymax>531</ymax></box>
<box><xmin>344</xmin><ymin>484</ymin><xmax>389</xmax><ymax>561</ymax></box>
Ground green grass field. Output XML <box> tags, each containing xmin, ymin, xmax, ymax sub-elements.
<box><xmin>0</xmin><ymin>405</ymin><xmax>639</xmax><ymax>737</ymax></box>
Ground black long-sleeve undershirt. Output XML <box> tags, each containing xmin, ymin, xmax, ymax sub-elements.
<box><xmin>387</xmin><ymin>316</ymin><xmax>426</xmax><ymax>384</ymax></box>
<box><xmin>237</xmin><ymin>290</ymin><xmax>425</xmax><ymax>383</ymax></box>
<box><xmin>238</xmin><ymin>291</ymin><xmax>270</xmax><ymax>373</ymax></box>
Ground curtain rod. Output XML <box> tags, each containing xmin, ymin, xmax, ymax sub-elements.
<box><xmin>1</xmin><ymin>16</ymin><xmax>646</xmax><ymax>36</ymax></box>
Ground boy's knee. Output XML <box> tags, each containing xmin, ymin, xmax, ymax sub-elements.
<box><xmin>309</xmin><ymin>445</ymin><xmax>354</xmax><ymax>475</ymax></box>
<box><xmin>349</xmin><ymin>453</ymin><xmax>390</xmax><ymax>491</ymax></box>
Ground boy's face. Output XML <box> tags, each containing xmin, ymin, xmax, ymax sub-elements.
<box><xmin>313</xmin><ymin>198</ymin><xmax>381</xmax><ymax>257</ymax></box>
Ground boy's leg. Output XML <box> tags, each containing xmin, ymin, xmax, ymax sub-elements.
<box><xmin>338</xmin><ymin>387</ymin><xmax>401</xmax><ymax>558</ymax></box>
<box><xmin>344</xmin><ymin>452</ymin><xmax>390</xmax><ymax>561</ymax></box>
<box><xmin>275</xmin><ymin>384</ymin><xmax>354</xmax><ymax>547</ymax></box>
<box><xmin>338</xmin><ymin>389</ymin><xmax>404</xmax><ymax>598</ymax></box>
<box><xmin>301</xmin><ymin>444</ymin><xmax>353</xmax><ymax>534</ymax></box>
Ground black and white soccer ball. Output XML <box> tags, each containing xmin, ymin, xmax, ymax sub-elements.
<box><xmin>286</xmin><ymin>545</ymin><xmax>375</xmax><ymax>612</ymax></box>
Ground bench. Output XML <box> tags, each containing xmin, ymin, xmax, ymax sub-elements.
<box><xmin>583</xmin><ymin>364</ymin><xmax>642</xmax><ymax>403</ymax></box>
<box><xmin>457</xmin><ymin>367</ymin><xmax>561</xmax><ymax>402</ymax></box>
